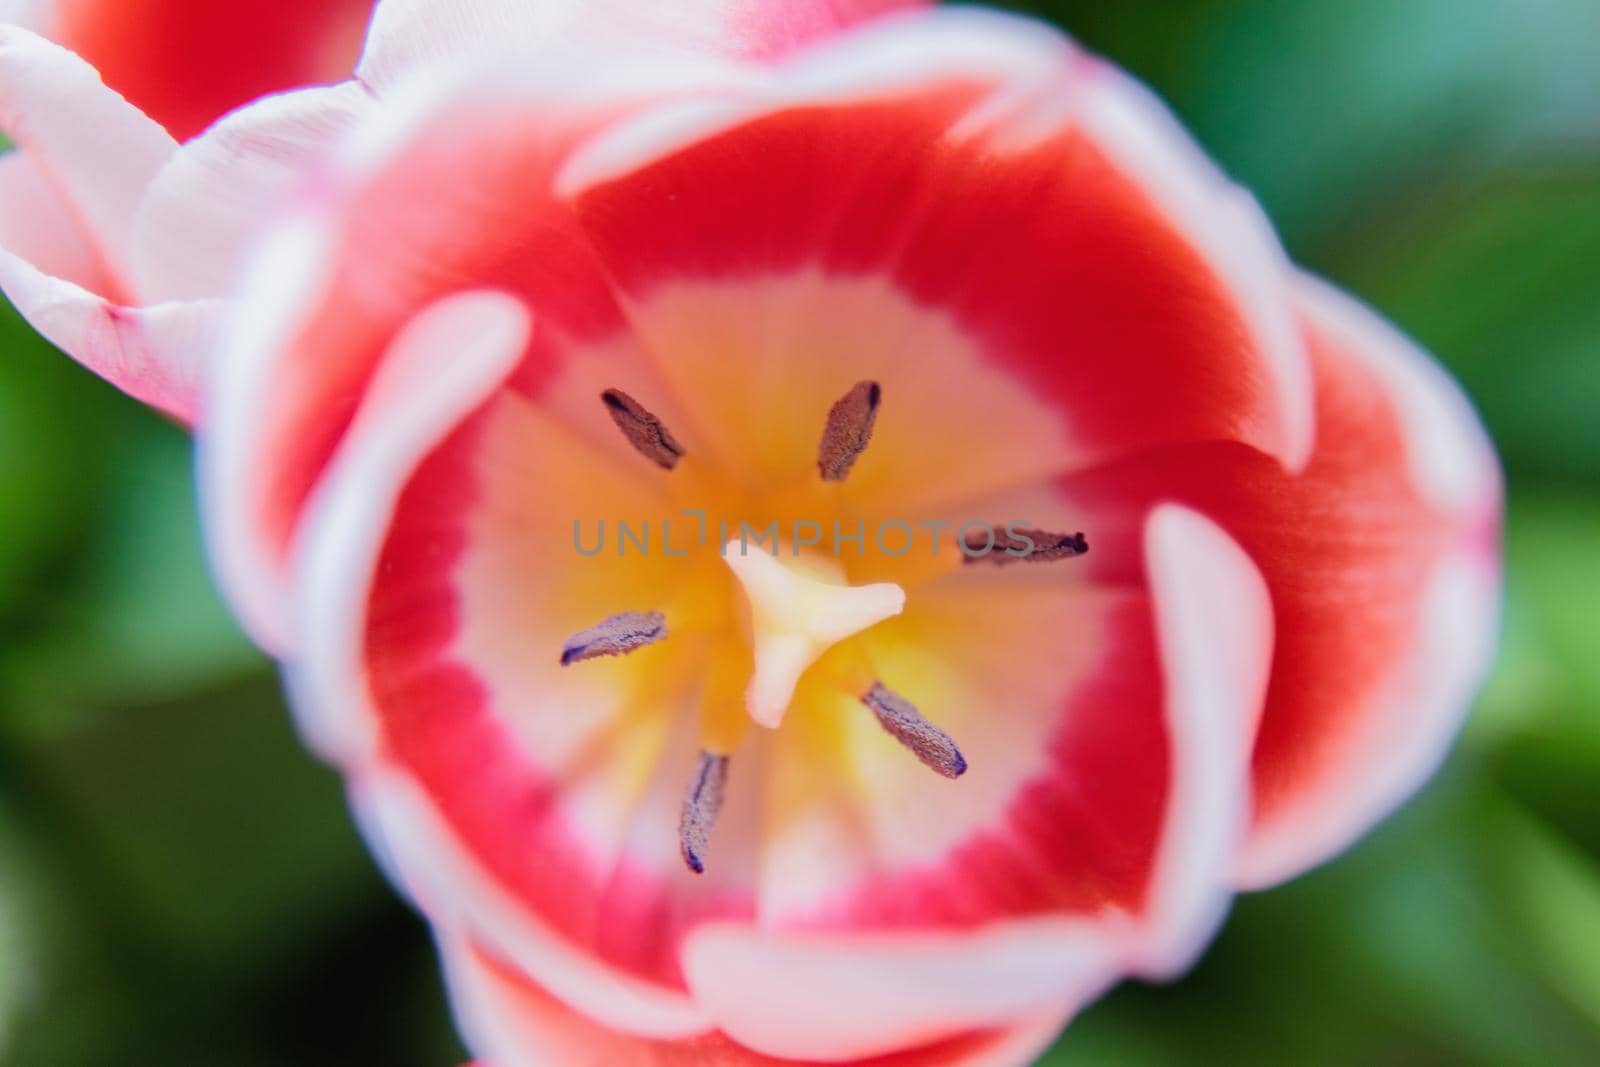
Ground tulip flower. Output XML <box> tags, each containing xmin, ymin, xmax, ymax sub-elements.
<box><xmin>0</xmin><ymin>0</ymin><xmax>918</xmax><ymax>420</ymax></box>
<box><xmin>6</xmin><ymin>2</ymin><xmax>1503</xmax><ymax>1064</ymax></box>
<box><xmin>182</xmin><ymin>7</ymin><xmax>1501</xmax><ymax>1065</ymax></box>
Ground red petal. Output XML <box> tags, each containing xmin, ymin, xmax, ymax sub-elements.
<box><xmin>1058</xmin><ymin>276</ymin><xmax>1502</xmax><ymax>887</ymax></box>
<box><xmin>50</xmin><ymin>0</ymin><xmax>373</xmax><ymax>140</ymax></box>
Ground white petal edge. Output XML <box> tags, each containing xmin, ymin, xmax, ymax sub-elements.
<box><xmin>1132</xmin><ymin>503</ymin><xmax>1274</xmax><ymax>977</ymax></box>
<box><xmin>284</xmin><ymin>287</ymin><xmax>531</xmax><ymax>760</ymax></box>
<box><xmin>0</xmin><ymin>26</ymin><xmax>176</xmax><ymax>280</ymax></box>
<box><xmin>1294</xmin><ymin>272</ymin><xmax>1502</xmax><ymax>516</ymax></box>
<box><xmin>553</xmin><ymin>9</ymin><xmax>1071</xmax><ymax>196</ymax></box>
<box><xmin>356</xmin><ymin>0</ymin><xmax>819</xmax><ymax>96</ymax></box>
<box><xmin>1074</xmin><ymin>63</ymin><xmax>1313</xmax><ymax>473</ymax></box>
<box><xmin>199</xmin><ymin>214</ymin><xmax>340</xmax><ymax>650</ymax></box>
<box><xmin>0</xmin><ymin>244</ymin><xmax>217</xmax><ymax>420</ymax></box>
<box><xmin>1235</xmin><ymin>277</ymin><xmax>1503</xmax><ymax>889</ymax></box>
<box><xmin>0</xmin><ymin>1</ymin><xmax>50</xmax><ymax>31</ymax></box>
<box><xmin>440</xmin><ymin>931</ymin><xmax>1076</xmax><ymax>1067</ymax></box>
<box><xmin>680</xmin><ymin>918</ymin><xmax>1123</xmax><ymax>1063</ymax></box>
<box><xmin>347</xmin><ymin>766</ymin><xmax>716</xmax><ymax>1039</ymax></box>
<box><xmin>132</xmin><ymin>81</ymin><xmax>378</xmax><ymax>304</ymax></box>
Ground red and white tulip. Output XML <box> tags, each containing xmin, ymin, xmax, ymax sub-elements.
<box><xmin>1</xmin><ymin>2</ymin><xmax>1502</xmax><ymax>1065</ymax></box>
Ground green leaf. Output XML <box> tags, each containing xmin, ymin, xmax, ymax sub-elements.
<box><xmin>1044</xmin><ymin>776</ymin><xmax>1600</xmax><ymax>1066</ymax></box>
<box><xmin>0</xmin><ymin>412</ymin><xmax>264</xmax><ymax>731</ymax></box>
<box><xmin>1174</xmin><ymin>0</ymin><xmax>1600</xmax><ymax>248</ymax></box>
<box><xmin>0</xmin><ymin>307</ymin><xmax>100</xmax><ymax>612</ymax></box>
<box><xmin>1340</xmin><ymin>171</ymin><xmax>1600</xmax><ymax>485</ymax></box>
<box><xmin>1477</xmin><ymin>494</ymin><xmax>1600</xmax><ymax>858</ymax></box>
<box><xmin>1480</xmin><ymin>798</ymin><xmax>1600</xmax><ymax>1031</ymax></box>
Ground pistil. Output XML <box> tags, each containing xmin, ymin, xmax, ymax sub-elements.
<box><xmin>722</xmin><ymin>544</ymin><xmax>905</xmax><ymax>729</ymax></box>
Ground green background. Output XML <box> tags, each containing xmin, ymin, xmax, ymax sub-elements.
<box><xmin>2</xmin><ymin>0</ymin><xmax>1598</xmax><ymax>1063</ymax></box>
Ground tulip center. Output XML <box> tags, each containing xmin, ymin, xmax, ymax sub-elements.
<box><xmin>557</xmin><ymin>370</ymin><xmax>1087</xmax><ymax>873</ymax></box>
<box><xmin>461</xmin><ymin>274</ymin><xmax>1096</xmax><ymax>880</ymax></box>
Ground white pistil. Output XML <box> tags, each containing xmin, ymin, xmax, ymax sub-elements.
<box><xmin>721</xmin><ymin>543</ymin><xmax>905</xmax><ymax>728</ymax></box>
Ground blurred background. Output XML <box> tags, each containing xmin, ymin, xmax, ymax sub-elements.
<box><xmin>1</xmin><ymin>0</ymin><xmax>1597</xmax><ymax>1063</ymax></box>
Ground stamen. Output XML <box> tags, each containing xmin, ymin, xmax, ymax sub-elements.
<box><xmin>560</xmin><ymin>611</ymin><xmax>667</xmax><ymax>666</ymax></box>
<box><xmin>817</xmin><ymin>380</ymin><xmax>882</xmax><ymax>482</ymax></box>
<box><xmin>680</xmin><ymin>750</ymin><xmax>730</xmax><ymax>874</ymax></box>
<box><xmin>965</xmin><ymin>527</ymin><xmax>1088</xmax><ymax>565</ymax></box>
<box><xmin>862</xmin><ymin>682</ymin><xmax>967</xmax><ymax>779</ymax></box>
<box><xmin>601</xmin><ymin>389</ymin><xmax>685</xmax><ymax>470</ymax></box>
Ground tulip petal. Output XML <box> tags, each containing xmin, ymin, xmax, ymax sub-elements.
<box><xmin>1058</xmin><ymin>275</ymin><xmax>1502</xmax><ymax>889</ymax></box>
<box><xmin>442</xmin><ymin>935</ymin><xmax>1072</xmax><ymax>1067</ymax></box>
<box><xmin>285</xmin><ymin>286</ymin><xmax>532</xmax><ymax>754</ymax></box>
<box><xmin>0</xmin><ymin>258</ymin><xmax>217</xmax><ymax>421</ymax></box>
<box><xmin>132</xmin><ymin>80</ymin><xmax>377</xmax><ymax>304</ymax></box>
<box><xmin>1238</xmin><ymin>278</ymin><xmax>1501</xmax><ymax>886</ymax></box>
<box><xmin>0</xmin><ymin>26</ymin><xmax>175</xmax><ymax>281</ymax></box>
<box><xmin>351</xmin><ymin>766</ymin><xmax>714</xmax><ymax>1039</ymax></box>
<box><xmin>0</xmin><ymin>156</ymin><xmax>216</xmax><ymax>418</ymax></box>
<box><xmin>357</xmin><ymin>0</ymin><xmax>924</xmax><ymax>94</ymax></box>
<box><xmin>0</xmin><ymin>2</ymin><xmax>48</xmax><ymax>34</ymax></box>
<box><xmin>0</xmin><ymin>150</ymin><xmax>107</xmax><ymax>292</ymax></box>
<box><xmin>1136</xmin><ymin>504</ymin><xmax>1273</xmax><ymax>974</ymax></box>
<box><xmin>0</xmin><ymin>25</ymin><xmax>214</xmax><ymax>417</ymax></box>
<box><xmin>43</xmin><ymin>0</ymin><xmax>373</xmax><ymax>141</ymax></box>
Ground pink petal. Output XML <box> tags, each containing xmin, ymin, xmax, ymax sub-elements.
<box><xmin>0</xmin><ymin>25</ymin><xmax>175</xmax><ymax>284</ymax></box>
<box><xmin>0</xmin><ymin>259</ymin><xmax>215</xmax><ymax>421</ymax></box>
<box><xmin>0</xmin><ymin>157</ymin><xmax>214</xmax><ymax>418</ymax></box>
<box><xmin>1058</xmin><ymin>275</ymin><xmax>1502</xmax><ymax>889</ymax></box>
<box><xmin>131</xmin><ymin>80</ymin><xmax>377</xmax><ymax>304</ymax></box>
<box><xmin>0</xmin><ymin>25</ymin><xmax>213</xmax><ymax>417</ymax></box>
<box><xmin>356</xmin><ymin>0</ymin><xmax>925</xmax><ymax>94</ymax></box>
<box><xmin>43</xmin><ymin>0</ymin><xmax>373</xmax><ymax>141</ymax></box>
<box><xmin>0</xmin><ymin>150</ymin><xmax>107</xmax><ymax>292</ymax></box>
<box><xmin>441</xmin><ymin>935</ymin><xmax>1072</xmax><ymax>1067</ymax></box>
